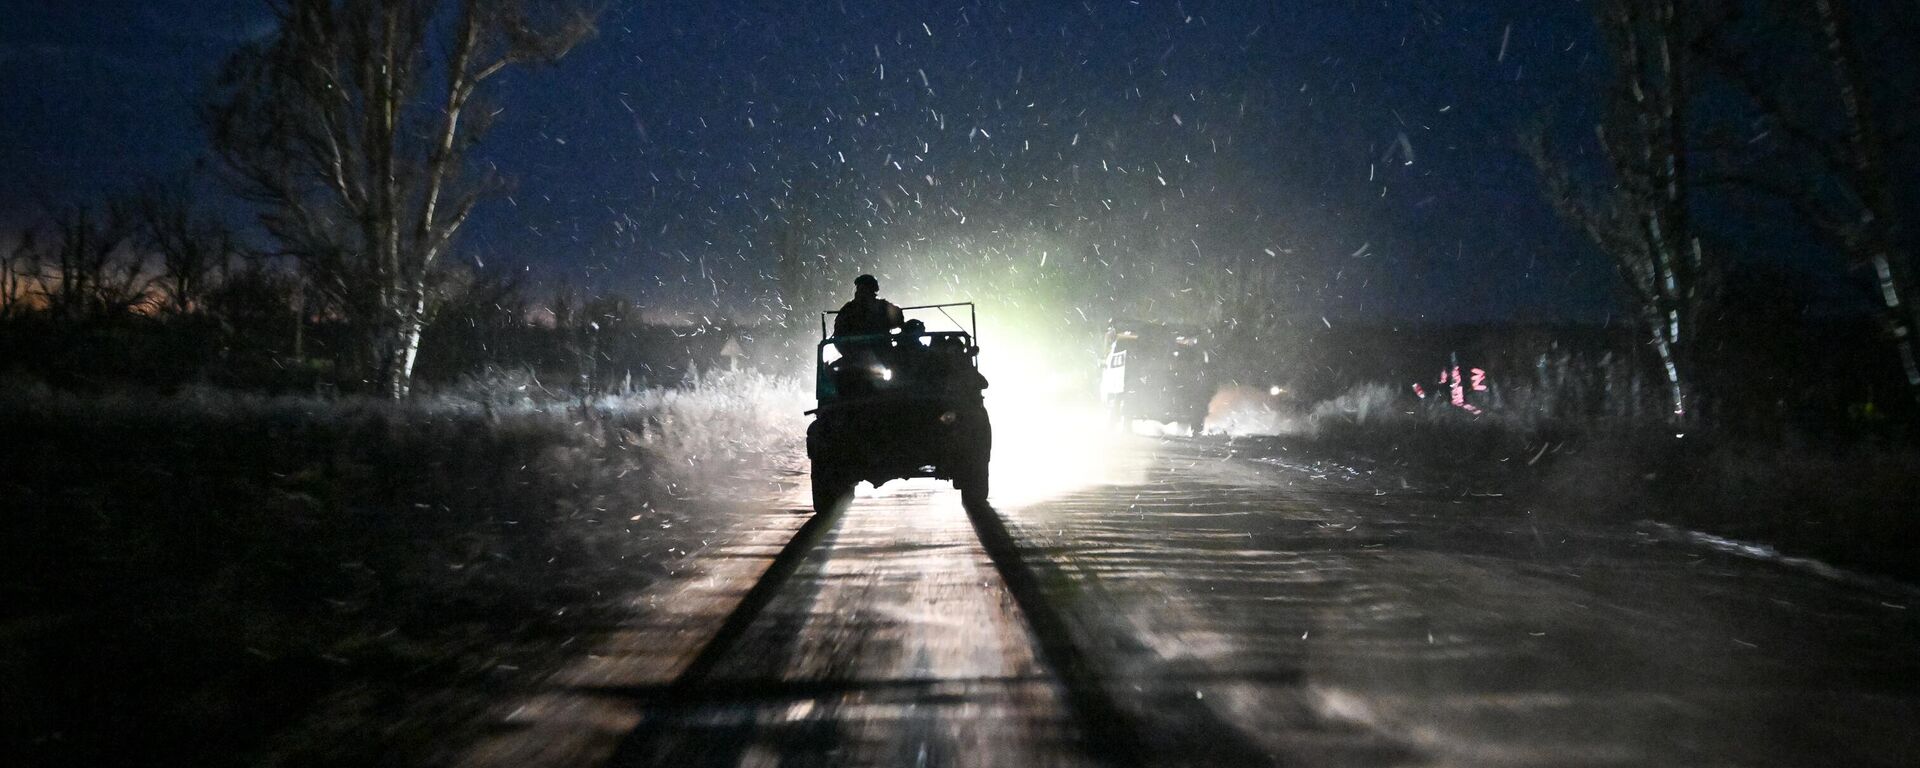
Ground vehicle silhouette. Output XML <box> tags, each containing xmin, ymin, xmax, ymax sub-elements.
<box><xmin>1100</xmin><ymin>321</ymin><xmax>1215</xmax><ymax>434</ymax></box>
<box><xmin>806</xmin><ymin>303</ymin><xmax>992</xmax><ymax>513</ymax></box>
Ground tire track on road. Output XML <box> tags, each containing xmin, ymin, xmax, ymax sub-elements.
<box><xmin>603</xmin><ymin>495</ymin><xmax>851</xmax><ymax>766</ymax></box>
<box><xmin>605</xmin><ymin>486</ymin><xmax>1272</xmax><ymax>767</ymax></box>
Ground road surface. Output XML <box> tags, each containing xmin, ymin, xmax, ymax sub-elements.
<box><xmin>463</xmin><ymin>437</ymin><xmax>1920</xmax><ymax>767</ymax></box>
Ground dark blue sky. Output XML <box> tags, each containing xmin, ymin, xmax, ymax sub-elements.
<box><xmin>3</xmin><ymin>0</ymin><xmax>1619</xmax><ymax>323</ymax></box>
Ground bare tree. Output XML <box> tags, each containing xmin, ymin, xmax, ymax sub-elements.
<box><xmin>207</xmin><ymin>0</ymin><xmax>596</xmax><ymax>397</ymax></box>
<box><xmin>1808</xmin><ymin>0</ymin><xmax>1920</xmax><ymax>404</ymax></box>
<box><xmin>133</xmin><ymin>178</ymin><xmax>238</xmax><ymax>316</ymax></box>
<box><xmin>35</xmin><ymin>202</ymin><xmax>151</xmax><ymax>322</ymax></box>
<box><xmin>432</xmin><ymin>261</ymin><xmax>530</xmax><ymax>336</ymax></box>
<box><xmin>1528</xmin><ymin>0</ymin><xmax>1706</xmax><ymax>424</ymax></box>
<box><xmin>0</xmin><ymin>229</ymin><xmax>36</xmax><ymax>320</ymax></box>
<box><xmin>204</xmin><ymin>255</ymin><xmax>305</xmax><ymax>356</ymax></box>
<box><xmin>1696</xmin><ymin>0</ymin><xmax>1920</xmax><ymax>405</ymax></box>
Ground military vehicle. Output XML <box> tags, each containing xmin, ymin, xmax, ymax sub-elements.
<box><xmin>806</xmin><ymin>303</ymin><xmax>991</xmax><ymax>513</ymax></box>
<box><xmin>1099</xmin><ymin>321</ymin><xmax>1215</xmax><ymax>434</ymax></box>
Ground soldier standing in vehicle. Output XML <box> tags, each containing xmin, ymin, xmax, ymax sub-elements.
<box><xmin>828</xmin><ymin>274</ymin><xmax>903</xmax><ymax>397</ymax></box>
<box><xmin>832</xmin><ymin>274</ymin><xmax>903</xmax><ymax>338</ymax></box>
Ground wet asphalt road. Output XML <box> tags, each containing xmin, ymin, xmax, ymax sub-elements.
<box><xmin>464</xmin><ymin>437</ymin><xmax>1920</xmax><ymax>767</ymax></box>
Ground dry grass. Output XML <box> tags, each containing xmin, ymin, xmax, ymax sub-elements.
<box><xmin>0</xmin><ymin>375</ymin><xmax>808</xmax><ymax>768</ymax></box>
<box><xmin>1262</xmin><ymin>381</ymin><xmax>1920</xmax><ymax>582</ymax></box>
<box><xmin>604</xmin><ymin>370</ymin><xmax>811</xmax><ymax>493</ymax></box>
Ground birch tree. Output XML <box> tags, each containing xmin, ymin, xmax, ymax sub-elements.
<box><xmin>1527</xmin><ymin>0</ymin><xmax>1705</xmax><ymax>424</ymax></box>
<box><xmin>208</xmin><ymin>0</ymin><xmax>595</xmax><ymax>397</ymax></box>
<box><xmin>1697</xmin><ymin>0</ymin><xmax>1920</xmax><ymax>406</ymax></box>
<box><xmin>1807</xmin><ymin>0</ymin><xmax>1919</xmax><ymax>404</ymax></box>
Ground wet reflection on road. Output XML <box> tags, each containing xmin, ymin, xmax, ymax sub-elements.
<box><xmin>613</xmin><ymin>484</ymin><xmax>1092</xmax><ymax>767</ymax></box>
<box><xmin>1000</xmin><ymin>439</ymin><xmax>1920</xmax><ymax>767</ymax></box>
<box><xmin>467</xmin><ymin>437</ymin><xmax>1920</xmax><ymax>767</ymax></box>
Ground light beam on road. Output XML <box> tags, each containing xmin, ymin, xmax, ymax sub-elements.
<box><xmin>977</xmin><ymin>325</ymin><xmax>1137</xmax><ymax>505</ymax></box>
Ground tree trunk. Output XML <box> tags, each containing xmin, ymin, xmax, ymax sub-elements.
<box><xmin>1813</xmin><ymin>0</ymin><xmax>1920</xmax><ymax>405</ymax></box>
<box><xmin>381</xmin><ymin>296</ymin><xmax>427</xmax><ymax>399</ymax></box>
<box><xmin>1645</xmin><ymin>302</ymin><xmax>1689</xmax><ymax>423</ymax></box>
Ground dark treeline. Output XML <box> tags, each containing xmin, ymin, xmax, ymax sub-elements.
<box><xmin>1227</xmin><ymin>313</ymin><xmax>1904</xmax><ymax>439</ymax></box>
<box><xmin>0</xmin><ymin>225</ymin><xmax>759</xmax><ymax>396</ymax></box>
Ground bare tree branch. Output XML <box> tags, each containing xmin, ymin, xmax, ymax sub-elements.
<box><xmin>207</xmin><ymin>0</ymin><xmax>597</xmax><ymax>397</ymax></box>
<box><xmin>1528</xmin><ymin>0</ymin><xmax>1710</xmax><ymax>424</ymax></box>
<box><xmin>1692</xmin><ymin>0</ymin><xmax>1920</xmax><ymax>402</ymax></box>
<box><xmin>132</xmin><ymin>178</ymin><xmax>239</xmax><ymax>315</ymax></box>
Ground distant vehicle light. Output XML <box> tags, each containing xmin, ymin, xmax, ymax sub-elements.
<box><xmin>1268</xmin><ymin>385</ymin><xmax>1283</xmax><ymax>396</ymax></box>
<box><xmin>878</xmin><ymin>366</ymin><xmax>893</xmax><ymax>381</ymax></box>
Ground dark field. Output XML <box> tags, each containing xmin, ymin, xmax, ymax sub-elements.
<box><xmin>1235</xmin><ymin>400</ymin><xmax>1920</xmax><ymax>585</ymax></box>
<box><xmin>1</xmin><ymin>380</ymin><xmax>803</xmax><ymax>768</ymax></box>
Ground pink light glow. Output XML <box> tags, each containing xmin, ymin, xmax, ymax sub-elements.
<box><xmin>1443</xmin><ymin>363</ymin><xmax>1483</xmax><ymax>415</ymax></box>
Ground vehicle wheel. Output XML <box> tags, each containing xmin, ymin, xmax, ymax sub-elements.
<box><xmin>811</xmin><ymin>469</ymin><xmax>855</xmax><ymax>514</ymax></box>
<box><xmin>958</xmin><ymin>463</ymin><xmax>990</xmax><ymax>509</ymax></box>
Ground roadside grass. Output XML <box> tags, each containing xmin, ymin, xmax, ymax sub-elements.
<box><xmin>0</xmin><ymin>372</ymin><xmax>807</xmax><ymax>768</ymax></box>
<box><xmin>1535</xmin><ymin>435</ymin><xmax>1920</xmax><ymax>580</ymax></box>
<box><xmin>1244</xmin><ymin>382</ymin><xmax>1920</xmax><ymax>583</ymax></box>
<box><xmin>607</xmin><ymin>370</ymin><xmax>812</xmax><ymax>495</ymax></box>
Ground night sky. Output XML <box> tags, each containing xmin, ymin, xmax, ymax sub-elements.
<box><xmin>3</xmin><ymin>0</ymin><xmax>1620</xmax><ymax>323</ymax></box>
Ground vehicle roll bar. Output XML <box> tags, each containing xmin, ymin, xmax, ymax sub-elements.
<box><xmin>821</xmin><ymin>301</ymin><xmax>975</xmax><ymax>345</ymax></box>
